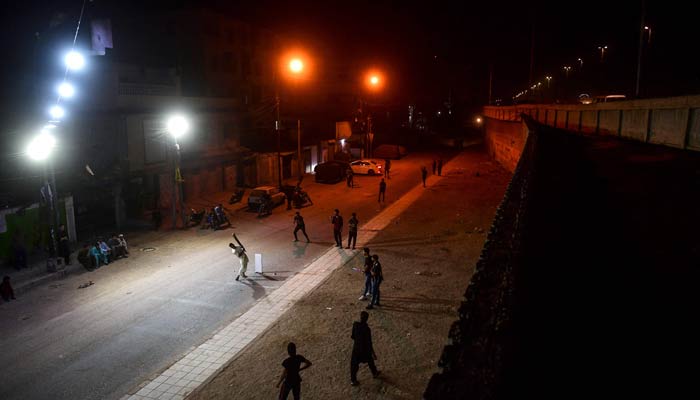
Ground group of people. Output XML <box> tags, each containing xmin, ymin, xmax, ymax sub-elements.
<box><xmin>276</xmin><ymin>310</ymin><xmax>381</xmax><ymax>398</ymax></box>
<box><xmin>203</xmin><ymin>204</ymin><xmax>230</xmax><ymax>229</ymax></box>
<box><xmin>330</xmin><ymin>209</ymin><xmax>360</xmax><ymax>249</ymax></box>
<box><xmin>77</xmin><ymin>234</ymin><xmax>129</xmax><ymax>270</ymax></box>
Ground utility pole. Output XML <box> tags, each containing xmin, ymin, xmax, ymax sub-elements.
<box><xmin>529</xmin><ymin>16</ymin><xmax>536</xmax><ymax>87</ymax></box>
<box><xmin>635</xmin><ymin>0</ymin><xmax>646</xmax><ymax>97</ymax></box>
<box><xmin>488</xmin><ymin>64</ymin><xmax>493</xmax><ymax>105</ymax></box>
<box><xmin>276</xmin><ymin>93</ymin><xmax>282</xmax><ymax>188</ymax></box>
<box><xmin>297</xmin><ymin>119</ymin><xmax>302</xmax><ymax>177</ymax></box>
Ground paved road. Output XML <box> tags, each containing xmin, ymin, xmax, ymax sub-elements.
<box><xmin>0</xmin><ymin>151</ymin><xmax>453</xmax><ymax>400</ymax></box>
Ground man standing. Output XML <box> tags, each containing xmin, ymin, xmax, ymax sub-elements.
<box><xmin>432</xmin><ymin>159</ymin><xmax>437</xmax><ymax>175</ymax></box>
<box><xmin>293</xmin><ymin>212</ymin><xmax>310</xmax><ymax>242</ymax></box>
<box><xmin>359</xmin><ymin>247</ymin><xmax>373</xmax><ymax>300</ymax></box>
<box><xmin>276</xmin><ymin>342</ymin><xmax>312</xmax><ymax>400</ymax></box>
<box><xmin>378</xmin><ymin>179</ymin><xmax>386</xmax><ymax>203</ymax></box>
<box><xmin>366</xmin><ymin>254</ymin><xmax>383</xmax><ymax>310</ymax></box>
<box><xmin>230</xmin><ymin>242</ymin><xmax>249</xmax><ymax>281</ymax></box>
<box><xmin>421</xmin><ymin>166</ymin><xmax>428</xmax><ymax>187</ymax></box>
<box><xmin>350</xmin><ymin>311</ymin><xmax>380</xmax><ymax>386</ymax></box>
<box><xmin>437</xmin><ymin>158</ymin><xmax>443</xmax><ymax>176</ymax></box>
<box><xmin>384</xmin><ymin>159</ymin><xmax>391</xmax><ymax>179</ymax></box>
<box><xmin>58</xmin><ymin>225</ymin><xmax>71</xmax><ymax>265</ymax></box>
<box><xmin>331</xmin><ymin>209</ymin><xmax>343</xmax><ymax>247</ymax></box>
<box><xmin>347</xmin><ymin>212</ymin><xmax>358</xmax><ymax>249</ymax></box>
<box><xmin>346</xmin><ymin>168</ymin><xmax>354</xmax><ymax>188</ymax></box>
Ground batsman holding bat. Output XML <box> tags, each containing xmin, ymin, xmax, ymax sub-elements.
<box><xmin>230</xmin><ymin>233</ymin><xmax>248</xmax><ymax>281</ymax></box>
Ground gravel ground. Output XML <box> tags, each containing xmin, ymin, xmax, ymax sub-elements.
<box><xmin>189</xmin><ymin>148</ymin><xmax>510</xmax><ymax>400</ymax></box>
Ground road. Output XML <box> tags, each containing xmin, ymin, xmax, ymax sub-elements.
<box><xmin>0</xmin><ymin>151</ymin><xmax>452</xmax><ymax>400</ymax></box>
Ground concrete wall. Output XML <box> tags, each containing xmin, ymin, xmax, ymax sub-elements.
<box><xmin>484</xmin><ymin>117</ymin><xmax>528</xmax><ymax>172</ymax></box>
<box><xmin>484</xmin><ymin>95</ymin><xmax>700</xmax><ymax>151</ymax></box>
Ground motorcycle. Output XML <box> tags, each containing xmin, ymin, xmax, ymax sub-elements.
<box><xmin>293</xmin><ymin>189</ymin><xmax>312</xmax><ymax>208</ymax></box>
<box><xmin>229</xmin><ymin>189</ymin><xmax>245</xmax><ymax>204</ymax></box>
<box><xmin>189</xmin><ymin>209</ymin><xmax>206</xmax><ymax>226</ymax></box>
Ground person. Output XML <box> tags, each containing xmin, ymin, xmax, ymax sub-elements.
<box><xmin>11</xmin><ymin>236</ymin><xmax>27</xmax><ymax>270</ymax></box>
<box><xmin>98</xmin><ymin>239</ymin><xmax>111</xmax><ymax>265</ymax></box>
<box><xmin>259</xmin><ymin>194</ymin><xmax>272</xmax><ymax>216</ymax></box>
<box><xmin>1</xmin><ymin>276</ymin><xmax>16</xmax><ymax>301</ymax></box>
<box><xmin>421</xmin><ymin>166</ymin><xmax>428</xmax><ymax>187</ymax></box>
<box><xmin>432</xmin><ymin>159</ymin><xmax>437</xmax><ymax>175</ymax></box>
<box><xmin>58</xmin><ymin>225</ymin><xmax>71</xmax><ymax>265</ymax></box>
<box><xmin>358</xmin><ymin>248</ymin><xmax>373</xmax><ymax>301</ymax></box>
<box><xmin>437</xmin><ymin>158</ymin><xmax>443</xmax><ymax>176</ymax></box>
<box><xmin>378</xmin><ymin>179</ymin><xmax>386</xmax><ymax>203</ymax></box>
<box><xmin>347</xmin><ymin>212</ymin><xmax>358</xmax><ymax>249</ymax></box>
<box><xmin>384</xmin><ymin>159</ymin><xmax>391</xmax><ymax>179</ymax></box>
<box><xmin>108</xmin><ymin>234</ymin><xmax>125</xmax><ymax>259</ymax></box>
<box><xmin>77</xmin><ymin>243</ymin><xmax>93</xmax><ymax>270</ymax></box>
<box><xmin>215</xmin><ymin>203</ymin><xmax>229</xmax><ymax>227</ymax></box>
<box><xmin>230</xmin><ymin>242</ymin><xmax>249</xmax><ymax>281</ymax></box>
<box><xmin>346</xmin><ymin>168</ymin><xmax>354</xmax><ymax>188</ymax></box>
<box><xmin>89</xmin><ymin>243</ymin><xmax>104</xmax><ymax>268</ymax></box>
<box><xmin>331</xmin><ymin>209</ymin><xmax>343</xmax><ymax>247</ymax></box>
<box><xmin>118</xmin><ymin>234</ymin><xmax>129</xmax><ymax>255</ymax></box>
<box><xmin>350</xmin><ymin>311</ymin><xmax>380</xmax><ymax>386</ymax></box>
<box><xmin>276</xmin><ymin>342</ymin><xmax>312</xmax><ymax>400</ymax></box>
<box><xmin>366</xmin><ymin>255</ymin><xmax>383</xmax><ymax>310</ymax></box>
<box><xmin>293</xmin><ymin>212</ymin><xmax>310</xmax><ymax>243</ymax></box>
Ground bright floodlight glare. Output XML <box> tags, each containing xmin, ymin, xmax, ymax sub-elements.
<box><xmin>167</xmin><ymin>115</ymin><xmax>189</xmax><ymax>139</ymax></box>
<box><xmin>65</xmin><ymin>51</ymin><xmax>85</xmax><ymax>70</ymax></box>
<box><xmin>289</xmin><ymin>59</ymin><xmax>303</xmax><ymax>73</ymax></box>
<box><xmin>370</xmin><ymin>76</ymin><xmax>379</xmax><ymax>85</ymax></box>
<box><xmin>49</xmin><ymin>105</ymin><xmax>65</xmax><ymax>119</ymax></box>
<box><xmin>58</xmin><ymin>82</ymin><xmax>75</xmax><ymax>98</ymax></box>
<box><xmin>27</xmin><ymin>131</ymin><xmax>57</xmax><ymax>161</ymax></box>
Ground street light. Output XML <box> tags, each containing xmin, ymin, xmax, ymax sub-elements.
<box><xmin>545</xmin><ymin>76</ymin><xmax>552</xmax><ymax>88</ymax></box>
<box><xmin>166</xmin><ymin>114</ymin><xmax>189</xmax><ymax>229</ymax></box>
<box><xmin>64</xmin><ymin>50</ymin><xmax>85</xmax><ymax>71</ymax></box>
<box><xmin>27</xmin><ymin>129</ymin><xmax>61</xmax><ymax>272</ymax></box>
<box><xmin>577</xmin><ymin>58</ymin><xmax>583</xmax><ymax>69</ymax></box>
<box><xmin>57</xmin><ymin>82</ymin><xmax>75</xmax><ymax>98</ymax></box>
<box><xmin>49</xmin><ymin>105</ymin><xmax>65</xmax><ymax>119</ymax></box>
<box><xmin>563</xmin><ymin>66</ymin><xmax>571</xmax><ymax>78</ymax></box>
<box><xmin>644</xmin><ymin>26</ymin><xmax>652</xmax><ymax>44</ymax></box>
<box><xmin>598</xmin><ymin>45</ymin><xmax>608</xmax><ymax>62</ymax></box>
<box><xmin>362</xmin><ymin>70</ymin><xmax>385</xmax><ymax>158</ymax></box>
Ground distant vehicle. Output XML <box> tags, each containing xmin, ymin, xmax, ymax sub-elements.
<box><xmin>247</xmin><ymin>186</ymin><xmax>285</xmax><ymax>210</ymax></box>
<box><xmin>350</xmin><ymin>159</ymin><xmax>383</xmax><ymax>175</ymax></box>
<box><xmin>373</xmin><ymin>144</ymin><xmax>407</xmax><ymax>159</ymax></box>
<box><xmin>314</xmin><ymin>161</ymin><xmax>350</xmax><ymax>183</ymax></box>
<box><xmin>596</xmin><ymin>94</ymin><xmax>627</xmax><ymax>103</ymax></box>
<box><xmin>578</xmin><ymin>93</ymin><xmax>593</xmax><ymax>105</ymax></box>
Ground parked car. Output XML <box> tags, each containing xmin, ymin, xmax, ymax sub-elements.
<box><xmin>314</xmin><ymin>161</ymin><xmax>350</xmax><ymax>183</ymax></box>
<box><xmin>350</xmin><ymin>159</ymin><xmax>383</xmax><ymax>175</ymax></box>
<box><xmin>247</xmin><ymin>186</ymin><xmax>286</xmax><ymax>209</ymax></box>
<box><xmin>373</xmin><ymin>144</ymin><xmax>407</xmax><ymax>159</ymax></box>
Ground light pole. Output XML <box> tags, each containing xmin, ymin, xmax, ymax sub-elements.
<box><xmin>598</xmin><ymin>45</ymin><xmax>608</xmax><ymax>62</ymax></box>
<box><xmin>166</xmin><ymin>114</ymin><xmax>189</xmax><ymax>229</ymax></box>
<box><xmin>275</xmin><ymin>56</ymin><xmax>307</xmax><ymax>188</ymax></box>
<box><xmin>563</xmin><ymin>66</ymin><xmax>571</xmax><ymax>78</ymax></box>
<box><xmin>545</xmin><ymin>75</ymin><xmax>552</xmax><ymax>88</ymax></box>
<box><xmin>364</xmin><ymin>72</ymin><xmax>383</xmax><ymax>158</ymax></box>
<box><xmin>577</xmin><ymin>58</ymin><xmax>583</xmax><ymax>69</ymax></box>
<box><xmin>27</xmin><ymin>129</ymin><xmax>61</xmax><ymax>272</ymax></box>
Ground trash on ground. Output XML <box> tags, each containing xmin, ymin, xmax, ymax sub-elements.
<box><xmin>78</xmin><ymin>281</ymin><xmax>94</xmax><ymax>289</ymax></box>
<box><xmin>325</xmin><ymin>307</ymin><xmax>333</xmax><ymax>310</ymax></box>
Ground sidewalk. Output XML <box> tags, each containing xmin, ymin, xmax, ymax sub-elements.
<box><xmin>123</xmin><ymin>148</ymin><xmax>510</xmax><ymax>400</ymax></box>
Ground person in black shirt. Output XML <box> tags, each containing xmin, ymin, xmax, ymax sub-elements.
<box><xmin>358</xmin><ymin>248</ymin><xmax>373</xmax><ymax>300</ymax></box>
<box><xmin>293</xmin><ymin>212</ymin><xmax>310</xmax><ymax>242</ymax></box>
<box><xmin>421</xmin><ymin>166</ymin><xmax>428</xmax><ymax>187</ymax></box>
<box><xmin>378</xmin><ymin>179</ymin><xmax>386</xmax><ymax>203</ymax></box>
<box><xmin>276</xmin><ymin>342</ymin><xmax>312</xmax><ymax>400</ymax></box>
<box><xmin>350</xmin><ymin>311</ymin><xmax>380</xmax><ymax>386</ymax></box>
<box><xmin>366</xmin><ymin>255</ymin><xmax>383</xmax><ymax>310</ymax></box>
<box><xmin>347</xmin><ymin>212</ymin><xmax>358</xmax><ymax>249</ymax></box>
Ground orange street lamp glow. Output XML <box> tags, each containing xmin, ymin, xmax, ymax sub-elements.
<box><xmin>370</xmin><ymin>75</ymin><xmax>379</xmax><ymax>85</ymax></box>
<box><xmin>289</xmin><ymin>58</ymin><xmax>304</xmax><ymax>73</ymax></box>
<box><xmin>365</xmin><ymin>71</ymin><xmax>384</xmax><ymax>91</ymax></box>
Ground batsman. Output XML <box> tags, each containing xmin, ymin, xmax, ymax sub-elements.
<box><xmin>230</xmin><ymin>233</ymin><xmax>249</xmax><ymax>281</ymax></box>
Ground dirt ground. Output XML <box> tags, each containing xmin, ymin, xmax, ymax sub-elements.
<box><xmin>189</xmin><ymin>148</ymin><xmax>510</xmax><ymax>400</ymax></box>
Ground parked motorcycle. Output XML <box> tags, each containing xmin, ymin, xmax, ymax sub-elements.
<box><xmin>189</xmin><ymin>209</ymin><xmax>206</xmax><ymax>226</ymax></box>
<box><xmin>229</xmin><ymin>189</ymin><xmax>245</xmax><ymax>204</ymax></box>
<box><xmin>292</xmin><ymin>189</ymin><xmax>313</xmax><ymax>208</ymax></box>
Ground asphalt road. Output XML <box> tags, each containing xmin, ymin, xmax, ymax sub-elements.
<box><xmin>0</xmin><ymin>151</ymin><xmax>453</xmax><ymax>400</ymax></box>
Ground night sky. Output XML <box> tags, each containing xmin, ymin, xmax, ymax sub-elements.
<box><xmin>0</xmin><ymin>0</ymin><xmax>698</xmax><ymax>121</ymax></box>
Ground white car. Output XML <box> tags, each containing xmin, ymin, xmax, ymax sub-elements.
<box><xmin>248</xmin><ymin>186</ymin><xmax>286</xmax><ymax>209</ymax></box>
<box><xmin>350</xmin><ymin>159</ymin><xmax>383</xmax><ymax>175</ymax></box>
